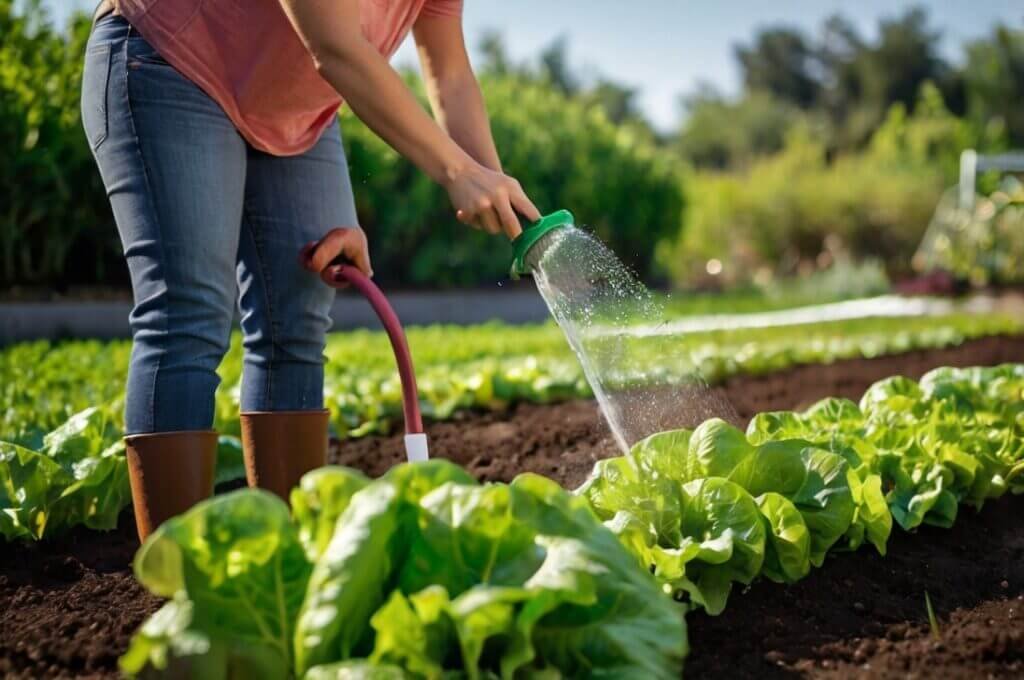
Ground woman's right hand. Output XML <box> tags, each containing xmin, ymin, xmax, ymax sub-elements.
<box><xmin>444</xmin><ymin>161</ymin><xmax>541</xmax><ymax>240</ymax></box>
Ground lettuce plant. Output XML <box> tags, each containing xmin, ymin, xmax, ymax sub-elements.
<box><xmin>577</xmin><ymin>418</ymin><xmax>877</xmax><ymax>613</ymax></box>
<box><xmin>0</xmin><ymin>405</ymin><xmax>249</xmax><ymax>541</ymax></box>
<box><xmin>0</xmin><ymin>406</ymin><xmax>129</xmax><ymax>539</ymax></box>
<box><xmin>749</xmin><ymin>364</ymin><xmax>1024</xmax><ymax>531</ymax></box>
<box><xmin>121</xmin><ymin>461</ymin><xmax>687</xmax><ymax>679</ymax></box>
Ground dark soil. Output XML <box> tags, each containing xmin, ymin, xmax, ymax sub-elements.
<box><xmin>687</xmin><ymin>493</ymin><xmax>1024</xmax><ymax>679</ymax></box>
<box><xmin>334</xmin><ymin>334</ymin><xmax>1024</xmax><ymax>489</ymax></box>
<box><xmin>2</xmin><ymin>334</ymin><xmax>1024</xmax><ymax>679</ymax></box>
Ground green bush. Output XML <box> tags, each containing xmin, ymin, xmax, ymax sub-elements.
<box><xmin>657</xmin><ymin>129</ymin><xmax>943</xmax><ymax>288</ymax></box>
<box><xmin>916</xmin><ymin>178</ymin><xmax>1024</xmax><ymax>287</ymax></box>
<box><xmin>657</xmin><ymin>85</ymin><xmax>1002</xmax><ymax>289</ymax></box>
<box><xmin>344</xmin><ymin>74</ymin><xmax>685</xmax><ymax>287</ymax></box>
<box><xmin>0</xmin><ymin>1</ymin><xmax>118</xmax><ymax>287</ymax></box>
<box><xmin>0</xmin><ymin>3</ymin><xmax>685</xmax><ymax>289</ymax></box>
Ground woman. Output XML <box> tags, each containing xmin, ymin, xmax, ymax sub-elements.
<box><xmin>82</xmin><ymin>0</ymin><xmax>540</xmax><ymax>540</ymax></box>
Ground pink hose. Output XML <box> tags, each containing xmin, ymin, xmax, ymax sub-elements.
<box><xmin>330</xmin><ymin>265</ymin><xmax>424</xmax><ymax>435</ymax></box>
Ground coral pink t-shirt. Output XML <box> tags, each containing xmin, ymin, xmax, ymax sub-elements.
<box><xmin>116</xmin><ymin>0</ymin><xmax>463</xmax><ymax>156</ymax></box>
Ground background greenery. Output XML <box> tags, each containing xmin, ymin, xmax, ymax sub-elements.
<box><xmin>1</xmin><ymin>1</ymin><xmax>1022</xmax><ymax>291</ymax></box>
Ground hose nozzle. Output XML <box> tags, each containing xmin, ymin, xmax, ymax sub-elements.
<box><xmin>509</xmin><ymin>209</ymin><xmax>575</xmax><ymax>278</ymax></box>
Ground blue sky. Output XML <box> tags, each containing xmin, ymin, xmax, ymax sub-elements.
<box><xmin>47</xmin><ymin>1</ymin><xmax>1022</xmax><ymax>130</ymax></box>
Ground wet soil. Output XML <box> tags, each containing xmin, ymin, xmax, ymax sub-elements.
<box><xmin>2</xmin><ymin>334</ymin><xmax>1024</xmax><ymax>679</ymax></box>
<box><xmin>334</xmin><ymin>334</ymin><xmax>1024</xmax><ymax>489</ymax></box>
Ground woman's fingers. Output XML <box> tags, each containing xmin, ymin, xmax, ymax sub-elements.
<box><xmin>495</xmin><ymin>196</ymin><xmax>522</xmax><ymax>239</ymax></box>
<box><xmin>321</xmin><ymin>266</ymin><xmax>349</xmax><ymax>288</ymax></box>
<box><xmin>479</xmin><ymin>208</ymin><xmax>502</xmax><ymax>235</ymax></box>
<box><xmin>300</xmin><ymin>227</ymin><xmax>373</xmax><ymax>278</ymax></box>
<box><xmin>510</xmin><ymin>185</ymin><xmax>541</xmax><ymax>223</ymax></box>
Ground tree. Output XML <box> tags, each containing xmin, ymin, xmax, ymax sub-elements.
<box><xmin>477</xmin><ymin>31</ymin><xmax>510</xmax><ymax>76</ymax></box>
<box><xmin>675</xmin><ymin>87</ymin><xmax>804</xmax><ymax>169</ymax></box>
<box><xmin>964</xmin><ymin>25</ymin><xmax>1024</xmax><ymax>146</ymax></box>
<box><xmin>538</xmin><ymin>37</ymin><xmax>578</xmax><ymax>95</ymax></box>
<box><xmin>735</xmin><ymin>28</ymin><xmax>821</xmax><ymax>108</ymax></box>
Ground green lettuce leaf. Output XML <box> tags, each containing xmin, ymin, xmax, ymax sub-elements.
<box><xmin>290</xmin><ymin>466</ymin><xmax>371</xmax><ymax>561</ymax></box>
<box><xmin>755</xmin><ymin>492</ymin><xmax>811</xmax><ymax>583</ymax></box>
<box><xmin>632</xmin><ymin>421</ymin><xmax>856</xmax><ymax>568</ymax></box>
<box><xmin>128</xmin><ymin>489</ymin><xmax>312</xmax><ymax>677</ymax></box>
<box><xmin>0</xmin><ymin>406</ymin><xmax>131</xmax><ymax>540</ymax></box>
<box><xmin>128</xmin><ymin>460</ymin><xmax>685</xmax><ymax>679</ymax></box>
<box><xmin>0</xmin><ymin>442</ymin><xmax>68</xmax><ymax>540</ymax></box>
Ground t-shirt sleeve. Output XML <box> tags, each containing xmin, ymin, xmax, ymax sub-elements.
<box><xmin>420</xmin><ymin>0</ymin><xmax>463</xmax><ymax>18</ymax></box>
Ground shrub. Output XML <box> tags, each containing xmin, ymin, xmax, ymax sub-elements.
<box><xmin>0</xmin><ymin>1</ymin><xmax>119</xmax><ymax>287</ymax></box>
<box><xmin>657</xmin><ymin>85</ymin><xmax>1002</xmax><ymax>289</ymax></box>
<box><xmin>0</xmin><ymin>2</ymin><xmax>686</xmax><ymax>290</ymax></box>
<box><xmin>344</xmin><ymin>74</ymin><xmax>685</xmax><ymax>287</ymax></box>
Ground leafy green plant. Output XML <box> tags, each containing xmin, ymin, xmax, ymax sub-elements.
<box><xmin>0</xmin><ymin>405</ymin><xmax>129</xmax><ymax>539</ymax></box>
<box><xmin>916</xmin><ymin>178</ymin><xmax>1024</xmax><ymax>286</ymax></box>
<box><xmin>0</xmin><ymin>404</ymin><xmax>244</xmax><ymax>541</ymax></box>
<box><xmin>577</xmin><ymin>364</ymin><xmax>1023</xmax><ymax>615</ymax></box>
<box><xmin>749</xmin><ymin>363</ymin><xmax>1024</xmax><ymax>531</ymax></box>
<box><xmin>120</xmin><ymin>461</ymin><xmax>687</xmax><ymax>679</ymax></box>
<box><xmin>577</xmin><ymin>417</ymin><xmax>882</xmax><ymax>613</ymax></box>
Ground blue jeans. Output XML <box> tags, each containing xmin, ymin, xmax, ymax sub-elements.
<box><xmin>81</xmin><ymin>15</ymin><xmax>355</xmax><ymax>434</ymax></box>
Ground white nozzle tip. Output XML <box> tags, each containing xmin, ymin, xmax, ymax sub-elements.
<box><xmin>404</xmin><ymin>433</ymin><xmax>429</xmax><ymax>462</ymax></box>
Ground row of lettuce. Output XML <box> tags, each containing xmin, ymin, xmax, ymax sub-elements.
<box><xmin>114</xmin><ymin>363</ymin><xmax>1024</xmax><ymax>678</ymax></box>
<box><xmin>1</xmin><ymin>314</ymin><xmax>1021</xmax><ymax>542</ymax></box>
<box><xmin>5</xmin><ymin>312</ymin><xmax>1021</xmax><ymax>447</ymax></box>
<box><xmin>581</xmin><ymin>363</ymin><xmax>1024</xmax><ymax>614</ymax></box>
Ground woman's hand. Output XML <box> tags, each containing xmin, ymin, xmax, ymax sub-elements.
<box><xmin>445</xmin><ymin>162</ymin><xmax>540</xmax><ymax>239</ymax></box>
<box><xmin>300</xmin><ymin>226</ymin><xmax>372</xmax><ymax>288</ymax></box>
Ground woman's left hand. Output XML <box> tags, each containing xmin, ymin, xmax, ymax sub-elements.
<box><xmin>300</xmin><ymin>226</ymin><xmax>373</xmax><ymax>287</ymax></box>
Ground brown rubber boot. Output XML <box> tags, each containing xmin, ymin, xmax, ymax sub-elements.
<box><xmin>240</xmin><ymin>410</ymin><xmax>329</xmax><ymax>502</ymax></box>
<box><xmin>125</xmin><ymin>431</ymin><xmax>217</xmax><ymax>542</ymax></box>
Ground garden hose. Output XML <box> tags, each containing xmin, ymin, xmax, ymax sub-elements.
<box><xmin>330</xmin><ymin>264</ymin><xmax>428</xmax><ymax>462</ymax></box>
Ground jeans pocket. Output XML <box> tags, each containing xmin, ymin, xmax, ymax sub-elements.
<box><xmin>81</xmin><ymin>44</ymin><xmax>112</xmax><ymax>151</ymax></box>
<box><xmin>127</xmin><ymin>35</ymin><xmax>173</xmax><ymax>68</ymax></box>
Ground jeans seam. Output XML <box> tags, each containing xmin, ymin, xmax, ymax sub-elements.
<box><xmin>241</xmin><ymin>208</ymin><xmax>277</xmax><ymax>408</ymax></box>
<box><xmin>122</xmin><ymin>31</ymin><xmax>168</xmax><ymax>434</ymax></box>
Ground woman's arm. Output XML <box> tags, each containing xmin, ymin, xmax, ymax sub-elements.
<box><xmin>413</xmin><ymin>13</ymin><xmax>502</xmax><ymax>172</ymax></box>
<box><xmin>277</xmin><ymin>0</ymin><xmax>538</xmax><ymax>238</ymax></box>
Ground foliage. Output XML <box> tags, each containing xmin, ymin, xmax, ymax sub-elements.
<box><xmin>0</xmin><ymin>2</ymin><xmax>683</xmax><ymax>289</ymax></box>
<box><xmin>690</xmin><ymin>8</ymin><xmax>974</xmax><ymax>165</ymax></box>
<box><xmin>120</xmin><ymin>461</ymin><xmax>687</xmax><ymax>679</ymax></box>
<box><xmin>577</xmin><ymin>419</ymin><xmax>879</xmax><ymax>614</ymax></box>
<box><xmin>964</xmin><ymin>26</ymin><xmax>1024</xmax><ymax>149</ymax></box>
<box><xmin>577</xmin><ymin>363</ymin><xmax>1024</xmax><ymax>615</ymax></box>
<box><xmin>2</xmin><ymin>312</ymin><xmax>1020</xmax><ymax>541</ymax></box>
<box><xmin>343</xmin><ymin>72</ymin><xmax>684</xmax><ymax>287</ymax></box>
<box><xmin>0</xmin><ymin>0</ymin><xmax>117</xmax><ymax>286</ymax></box>
<box><xmin>916</xmin><ymin>178</ymin><xmax>1024</xmax><ymax>286</ymax></box>
<box><xmin>4</xmin><ymin>313</ymin><xmax>1020</xmax><ymax>450</ymax></box>
<box><xmin>748</xmin><ymin>364</ymin><xmax>1024</xmax><ymax>529</ymax></box>
<box><xmin>675</xmin><ymin>89</ymin><xmax>807</xmax><ymax>169</ymax></box>
<box><xmin>0</xmin><ymin>404</ymin><xmax>128</xmax><ymax>539</ymax></box>
<box><xmin>661</xmin><ymin>128</ymin><xmax>944</xmax><ymax>286</ymax></box>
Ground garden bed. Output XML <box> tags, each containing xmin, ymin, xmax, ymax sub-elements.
<box><xmin>2</xmin><ymin>334</ymin><xmax>1024</xmax><ymax>679</ymax></box>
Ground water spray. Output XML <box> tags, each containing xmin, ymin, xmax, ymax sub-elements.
<box><xmin>510</xmin><ymin>210</ymin><xmax>737</xmax><ymax>452</ymax></box>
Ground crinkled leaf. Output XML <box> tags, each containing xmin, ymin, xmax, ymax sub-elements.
<box><xmin>755</xmin><ymin>492</ymin><xmax>811</xmax><ymax>583</ymax></box>
<box><xmin>0</xmin><ymin>442</ymin><xmax>69</xmax><ymax>540</ymax></box>
<box><xmin>291</xmin><ymin>466</ymin><xmax>371</xmax><ymax>561</ymax></box>
<box><xmin>131</xmin><ymin>489</ymin><xmax>311</xmax><ymax>676</ymax></box>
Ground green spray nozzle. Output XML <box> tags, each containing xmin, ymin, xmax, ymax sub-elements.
<box><xmin>510</xmin><ymin>209</ymin><xmax>575</xmax><ymax>278</ymax></box>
